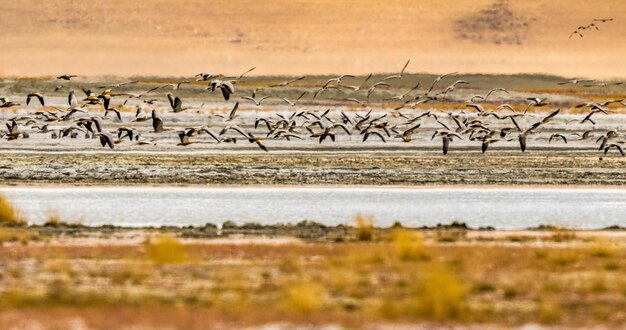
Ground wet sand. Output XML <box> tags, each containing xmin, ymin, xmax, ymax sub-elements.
<box><xmin>0</xmin><ymin>151</ymin><xmax>623</xmax><ymax>186</ymax></box>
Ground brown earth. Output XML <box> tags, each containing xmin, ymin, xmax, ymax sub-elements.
<box><xmin>0</xmin><ymin>151</ymin><xmax>624</xmax><ymax>186</ymax></box>
<box><xmin>1</xmin><ymin>0</ymin><xmax>625</xmax><ymax>78</ymax></box>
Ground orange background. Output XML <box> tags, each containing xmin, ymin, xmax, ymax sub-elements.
<box><xmin>0</xmin><ymin>0</ymin><xmax>623</xmax><ymax>78</ymax></box>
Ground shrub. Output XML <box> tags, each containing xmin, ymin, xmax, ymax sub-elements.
<box><xmin>354</xmin><ymin>214</ymin><xmax>374</xmax><ymax>241</ymax></box>
<box><xmin>0</xmin><ymin>227</ymin><xmax>37</xmax><ymax>244</ymax></box>
<box><xmin>392</xmin><ymin>229</ymin><xmax>427</xmax><ymax>261</ymax></box>
<box><xmin>0</xmin><ymin>194</ymin><xmax>26</xmax><ymax>226</ymax></box>
<box><xmin>107</xmin><ymin>263</ymin><xmax>152</xmax><ymax>285</ymax></box>
<box><xmin>548</xmin><ymin>250</ymin><xmax>579</xmax><ymax>267</ymax></box>
<box><xmin>549</xmin><ymin>227</ymin><xmax>576</xmax><ymax>242</ymax></box>
<box><xmin>417</xmin><ymin>267</ymin><xmax>467</xmax><ymax>320</ymax></box>
<box><xmin>589</xmin><ymin>240</ymin><xmax>617</xmax><ymax>258</ymax></box>
<box><xmin>44</xmin><ymin>209</ymin><xmax>65</xmax><ymax>227</ymax></box>
<box><xmin>282</xmin><ymin>281</ymin><xmax>325</xmax><ymax>314</ymax></box>
<box><xmin>145</xmin><ymin>234</ymin><xmax>186</xmax><ymax>264</ymax></box>
<box><xmin>539</xmin><ymin>298</ymin><xmax>562</xmax><ymax>324</ymax></box>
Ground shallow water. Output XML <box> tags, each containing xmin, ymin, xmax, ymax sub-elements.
<box><xmin>2</xmin><ymin>187</ymin><xmax>625</xmax><ymax>229</ymax></box>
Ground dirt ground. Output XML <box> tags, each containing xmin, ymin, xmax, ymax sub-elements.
<box><xmin>1</xmin><ymin>0</ymin><xmax>625</xmax><ymax>78</ymax></box>
<box><xmin>0</xmin><ymin>151</ymin><xmax>624</xmax><ymax>186</ymax></box>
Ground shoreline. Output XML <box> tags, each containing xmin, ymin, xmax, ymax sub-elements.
<box><xmin>2</xmin><ymin>183</ymin><xmax>626</xmax><ymax>190</ymax></box>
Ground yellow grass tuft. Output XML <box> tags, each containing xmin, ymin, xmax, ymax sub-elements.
<box><xmin>145</xmin><ymin>234</ymin><xmax>186</xmax><ymax>264</ymax></box>
<box><xmin>107</xmin><ymin>263</ymin><xmax>152</xmax><ymax>285</ymax></box>
<box><xmin>0</xmin><ymin>194</ymin><xmax>26</xmax><ymax>227</ymax></box>
<box><xmin>548</xmin><ymin>250</ymin><xmax>579</xmax><ymax>267</ymax></box>
<box><xmin>392</xmin><ymin>229</ymin><xmax>427</xmax><ymax>261</ymax></box>
<box><xmin>417</xmin><ymin>267</ymin><xmax>467</xmax><ymax>320</ymax></box>
<box><xmin>354</xmin><ymin>214</ymin><xmax>374</xmax><ymax>241</ymax></box>
<box><xmin>44</xmin><ymin>209</ymin><xmax>63</xmax><ymax>227</ymax></box>
<box><xmin>43</xmin><ymin>209</ymin><xmax>83</xmax><ymax>227</ymax></box>
<box><xmin>0</xmin><ymin>227</ymin><xmax>38</xmax><ymax>245</ymax></box>
<box><xmin>539</xmin><ymin>298</ymin><xmax>562</xmax><ymax>324</ymax></box>
<box><xmin>549</xmin><ymin>227</ymin><xmax>576</xmax><ymax>242</ymax></box>
<box><xmin>282</xmin><ymin>281</ymin><xmax>326</xmax><ymax>315</ymax></box>
<box><xmin>589</xmin><ymin>239</ymin><xmax>617</xmax><ymax>258</ymax></box>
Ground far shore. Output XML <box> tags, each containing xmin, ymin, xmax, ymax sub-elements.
<box><xmin>2</xmin><ymin>183</ymin><xmax>626</xmax><ymax>190</ymax></box>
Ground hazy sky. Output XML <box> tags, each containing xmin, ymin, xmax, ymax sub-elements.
<box><xmin>0</xmin><ymin>0</ymin><xmax>624</xmax><ymax>78</ymax></box>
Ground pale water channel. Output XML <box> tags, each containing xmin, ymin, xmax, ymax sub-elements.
<box><xmin>2</xmin><ymin>187</ymin><xmax>625</xmax><ymax>229</ymax></box>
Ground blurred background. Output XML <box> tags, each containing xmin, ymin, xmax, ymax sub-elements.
<box><xmin>0</xmin><ymin>0</ymin><xmax>624</xmax><ymax>78</ymax></box>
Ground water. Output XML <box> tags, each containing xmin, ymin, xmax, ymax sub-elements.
<box><xmin>1</xmin><ymin>187</ymin><xmax>625</xmax><ymax>229</ymax></box>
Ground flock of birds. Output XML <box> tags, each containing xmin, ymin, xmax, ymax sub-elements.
<box><xmin>0</xmin><ymin>61</ymin><xmax>625</xmax><ymax>156</ymax></box>
<box><xmin>569</xmin><ymin>18</ymin><xmax>613</xmax><ymax>39</ymax></box>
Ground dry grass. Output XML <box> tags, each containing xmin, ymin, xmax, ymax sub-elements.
<box><xmin>0</xmin><ymin>194</ymin><xmax>26</xmax><ymax>227</ymax></box>
<box><xmin>354</xmin><ymin>214</ymin><xmax>374</xmax><ymax>241</ymax></box>
<box><xmin>145</xmin><ymin>234</ymin><xmax>187</xmax><ymax>264</ymax></box>
<box><xmin>548</xmin><ymin>226</ymin><xmax>577</xmax><ymax>242</ymax></box>
<box><xmin>392</xmin><ymin>229</ymin><xmax>428</xmax><ymax>261</ymax></box>
<box><xmin>0</xmin><ymin>227</ymin><xmax>38</xmax><ymax>245</ymax></box>
<box><xmin>416</xmin><ymin>267</ymin><xmax>467</xmax><ymax>320</ymax></box>
<box><xmin>281</xmin><ymin>281</ymin><xmax>326</xmax><ymax>315</ymax></box>
<box><xmin>0</xmin><ymin>229</ymin><xmax>624</xmax><ymax>328</ymax></box>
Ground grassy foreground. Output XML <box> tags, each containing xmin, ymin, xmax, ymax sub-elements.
<box><xmin>0</xmin><ymin>220</ymin><xmax>625</xmax><ymax>329</ymax></box>
<box><xmin>1</xmin><ymin>195</ymin><xmax>625</xmax><ymax>328</ymax></box>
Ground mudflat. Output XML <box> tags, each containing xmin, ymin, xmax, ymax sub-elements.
<box><xmin>0</xmin><ymin>151</ymin><xmax>624</xmax><ymax>186</ymax></box>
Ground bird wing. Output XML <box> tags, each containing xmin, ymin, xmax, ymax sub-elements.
<box><xmin>399</xmin><ymin>59</ymin><xmax>410</xmax><ymax>75</ymax></box>
<box><xmin>296</xmin><ymin>91</ymin><xmax>307</xmax><ymax>102</ymax></box>
<box><xmin>112</xmin><ymin>109</ymin><xmax>121</xmax><ymax>121</ymax></box>
<box><xmin>201</xmin><ymin>128</ymin><xmax>221</xmax><ymax>143</ymax></box>
<box><xmin>173</xmin><ymin>97</ymin><xmax>183</xmax><ymax>112</ymax></box>
<box><xmin>237</xmin><ymin>67</ymin><xmax>256</xmax><ymax>80</ymax></box>
<box><xmin>437</xmin><ymin>120</ymin><xmax>450</xmax><ymax>131</ymax></box>
<box><xmin>278</xmin><ymin>96</ymin><xmax>292</xmax><ymax>105</ymax></box>
<box><xmin>232</xmin><ymin>126</ymin><xmax>250</xmax><ymax>138</ymax></box>
<box><xmin>255</xmin><ymin>141</ymin><xmax>268</xmax><ymax>152</ymax></box>
<box><xmin>541</xmin><ymin>108</ymin><xmax>560</xmax><ymax>123</ymax></box>
<box><xmin>221</xmin><ymin>81</ymin><xmax>235</xmax><ymax>96</ymax></box>
<box><xmin>466</xmin><ymin>104</ymin><xmax>485</xmax><ymax>113</ymax></box>
<box><xmin>289</xmin><ymin>76</ymin><xmax>306</xmax><ymax>84</ymax></box>
<box><xmin>69</xmin><ymin>91</ymin><xmax>78</xmax><ymax>107</ymax></box>
<box><xmin>227</xmin><ymin>101</ymin><xmax>239</xmax><ymax>121</ymax></box>
<box><xmin>332</xmin><ymin>123</ymin><xmax>352</xmax><ymax>135</ymax></box>
<box><xmin>103</xmin><ymin>134</ymin><xmax>114</xmax><ymax>149</ymax></box>
<box><xmin>359</xmin><ymin>73</ymin><xmax>373</xmax><ymax>88</ymax></box>
<box><xmin>404</xmin><ymin>123</ymin><xmax>421</xmax><ymax>135</ymax></box>
<box><xmin>371</xmin><ymin>131</ymin><xmax>386</xmax><ymax>142</ymax></box>
<box><xmin>346</xmin><ymin>98</ymin><xmax>364</xmax><ymax>105</ymax></box>
<box><xmin>153</xmin><ymin>117</ymin><xmax>163</xmax><ymax>132</ymax></box>
<box><xmin>37</xmin><ymin>94</ymin><xmax>45</xmax><ymax>107</ymax></box>
<box><xmin>167</xmin><ymin>94</ymin><xmax>176</xmax><ymax>108</ymax></box>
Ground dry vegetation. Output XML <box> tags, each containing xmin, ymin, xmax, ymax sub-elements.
<box><xmin>0</xmin><ymin>228</ymin><xmax>624</xmax><ymax>329</ymax></box>
<box><xmin>0</xmin><ymin>196</ymin><xmax>624</xmax><ymax>328</ymax></box>
<box><xmin>0</xmin><ymin>194</ymin><xmax>26</xmax><ymax>227</ymax></box>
